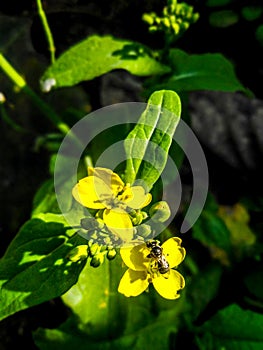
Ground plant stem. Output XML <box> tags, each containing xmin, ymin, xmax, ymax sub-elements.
<box><xmin>0</xmin><ymin>53</ymin><xmax>69</xmax><ymax>135</ymax></box>
<box><xmin>36</xmin><ymin>0</ymin><xmax>56</xmax><ymax>64</ymax></box>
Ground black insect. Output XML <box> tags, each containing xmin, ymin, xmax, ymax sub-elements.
<box><xmin>146</xmin><ymin>240</ymin><xmax>170</xmax><ymax>274</ymax></box>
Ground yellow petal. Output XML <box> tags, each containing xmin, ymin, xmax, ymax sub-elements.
<box><xmin>72</xmin><ymin>176</ymin><xmax>110</xmax><ymax>209</ymax></box>
<box><xmin>152</xmin><ymin>269</ymin><xmax>185</xmax><ymax>300</ymax></box>
<box><xmin>88</xmin><ymin>167</ymin><xmax>124</xmax><ymax>196</ymax></box>
<box><xmin>120</xmin><ymin>243</ymin><xmax>150</xmax><ymax>271</ymax></box>
<box><xmin>103</xmin><ymin>209</ymin><xmax>134</xmax><ymax>242</ymax></box>
<box><xmin>118</xmin><ymin>269</ymin><xmax>149</xmax><ymax>297</ymax></box>
<box><xmin>121</xmin><ymin>186</ymin><xmax>152</xmax><ymax>209</ymax></box>
<box><xmin>162</xmin><ymin>237</ymin><xmax>186</xmax><ymax>268</ymax></box>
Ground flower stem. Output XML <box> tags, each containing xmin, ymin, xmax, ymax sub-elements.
<box><xmin>36</xmin><ymin>0</ymin><xmax>56</xmax><ymax>64</ymax></box>
<box><xmin>0</xmin><ymin>53</ymin><xmax>69</xmax><ymax>135</ymax></box>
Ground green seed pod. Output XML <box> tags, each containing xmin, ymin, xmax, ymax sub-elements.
<box><xmin>107</xmin><ymin>248</ymin><xmax>117</xmax><ymax>260</ymax></box>
<box><xmin>149</xmin><ymin>201</ymin><xmax>171</xmax><ymax>223</ymax></box>
<box><xmin>68</xmin><ymin>245</ymin><xmax>88</xmax><ymax>262</ymax></box>
<box><xmin>90</xmin><ymin>253</ymin><xmax>104</xmax><ymax>267</ymax></box>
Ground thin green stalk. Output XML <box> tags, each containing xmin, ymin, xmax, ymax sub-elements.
<box><xmin>0</xmin><ymin>53</ymin><xmax>69</xmax><ymax>135</ymax></box>
<box><xmin>36</xmin><ymin>0</ymin><xmax>56</xmax><ymax>64</ymax></box>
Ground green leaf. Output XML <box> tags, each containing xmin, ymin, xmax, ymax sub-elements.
<box><xmin>62</xmin><ymin>255</ymin><xmax>128</xmax><ymax>339</ymax></box>
<box><xmin>40</xmin><ymin>35</ymin><xmax>170</xmax><ymax>90</ymax></box>
<box><xmin>34</xmin><ymin>252</ymin><xmax>187</xmax><ymax>349</ymax></box>
<box><xmin>145</xmin><ymin>49</ymin><xmax>250</xmax><ymax>95</ymax></box>
<box><xmin>34</xmin><ymin>287</ymin><xmax>184</xmax><ymax>350</ymax></box>
<box><xmin>195</xmin><ymin>304</ymin><xmax>263</xmax><ymax>349</ymax></box>
<box><xmin>0</xmin><ymin>213</ymin><xmax>86</xmax><ymax>321</ymax></box>
<box><xmin>124</xmin><ymin>90</ymin><xmax>181</xmax><ymax>190</ymax></box>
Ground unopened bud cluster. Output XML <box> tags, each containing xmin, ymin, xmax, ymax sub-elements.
<box><xmin>68</xmin><ymin>216</ymin><xmax>117</xmax><ymax>267</ymax></box>
<box><xmin>69</xmin><ymin>200</ymin><xmax>171</xmax><ymax>266</ymax></box>
<box><xmin>142</xmin><ymin>0</ymin><xmax>199</xmax><ymax>39</ymax></box>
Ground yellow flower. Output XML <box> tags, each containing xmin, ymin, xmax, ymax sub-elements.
<box><xmin>72</xmin><ymin>167</ymin><xmax>152</xmax><ymax>243</ymax></box>
<box><xmin>118</xmin><ymin>237</ymin><xmax>186</xmax><ymax>300</ymax></box>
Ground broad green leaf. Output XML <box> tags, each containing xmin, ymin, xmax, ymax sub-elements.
<box><xmin>124</xmin><ymin>90</ymin><xmax>181</xmax><ymax>190</ymax></box>
<box><xmin>145</xmin><ymin>49</ymin><xmax>249</xmax><ymax>95</ymax></box>
<box><xmin>62</xmin><ymin>254</ymin><xmax>184</xmax><ymax>339</ymax></box>
<box><xmin>195</xmin><ymin>304</ymin><xmax>263</xmax><ymax>349</ymax></box>
<box><xmin>0</xmin><ymin>213</ymin><xmax>86</xmax><ymax>321</ymax></box>
<box><xmin>34</xmin><ymin>286</ymin><xmax>184</xmax><ymax>350</ymax></box>
<box><xmin>62</xmin><ymin>255</ymin><xmax>128</xmax><ymax>339</ymax></box>
<box><xmin>40</xmin><ymin>35</ymin><xmax>170</xmax><ymax>90</ymax></box>
<box><xmin>34</xmin><ymin>252</ymin><xmax>187</xmax><ymax>349</ymax></box>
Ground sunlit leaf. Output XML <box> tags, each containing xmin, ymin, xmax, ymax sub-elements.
<box><xmin>40</xmin><ymin>35</ymin><xmax>170</xmax><ymax>90</ymax></box>
<box><xmin>0</xmin><ymin>213</ymin><xmax>86</xmax><ymax>321</ymax></box>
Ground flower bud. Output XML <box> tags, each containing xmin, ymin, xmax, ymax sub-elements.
<box><xmin>89</xmin><ymin>243</ymin><xmax>100</xmax><ymax>257</ymax></box>
<box><xmin>107</xmin><ymin>248</ymin><xmax>117</xmax><ymax>260</ymax></box>
<box><xmin>90</xmin><ymin>253</ymin><xmax>104</xmax><ymax>267</ymax></box>
<box><xmin>131</xmin><ymin>211</ymin><xmax>145</xmax><ymax>225</ymax></box>
<box><xmin>172</xmin><ymin>22</ymin><xmax>180</xmax><ymax>34</ymax></box>
<box><xmin>149</xmin><ymin>201</ymin><xmax>171</xmax><ymax>223</ymax></box>
<box><xmin>163</xmin><ymin>17</ymin><xmax>171</xmax><ymax>28</ymax></box>
<box><xmin>181</xmin><ymin>22</ymin><xmax>190</xmax><ymax>31</ymax></box>
<box><xmin>68</xmin><ymin>245</ymin><xmax>88</xmax><ymax>262</ymax></box>
<box><xmin>142</xmin><ymin>13</ymin><xmax>155</xmax><ymax>25</ymax></box>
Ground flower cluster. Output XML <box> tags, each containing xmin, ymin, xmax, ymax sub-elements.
<box><xmin>142</xmin><ymin>0</ymin><xmax>199</xmax><ymax>40</ymax></box>
<box><xmin>72</xmin><ymin>167</ymin><xmax>152</xmax><ymax>245</ymax></box>
<box><xmin>72</xmin><ymin>167</ymin><xmax>186</xmax><ymax>299</ymax></box>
